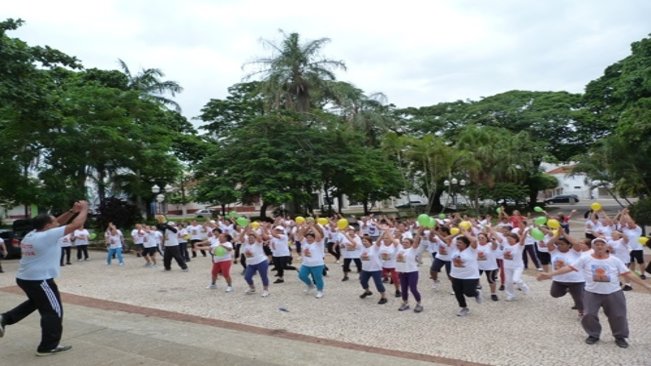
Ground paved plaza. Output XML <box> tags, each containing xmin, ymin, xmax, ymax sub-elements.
<box><xmin>1</xmin><ymin>219</ymin><xmax>650</xmax><ymax>366</ymax></box>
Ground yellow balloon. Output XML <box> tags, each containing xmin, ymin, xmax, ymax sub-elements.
<box><xmin>337</xmin><ymin>218</ymin><xmax>349</xmax><ymax>230</ymax></box>
<box><xmin>295</xmin><ymin>216</ymin><xmax>306</xmax><ymax>224</ymax></box>
<box><xmin>251</xmin><ymin>221</ymin><xmax>260</xmax><ymax>229</ymax></box>
<box><xmin>450</xmin><ymin>227</ymin><xmax>460</xmax><ymax>236</ymax></box>
<box><xmin>459</xmin><ymin>221</ymin><xmax>472</xmax><ymax>230</ymax></box>
<box><xmin>547</xmin><ymin>219</ymin><xmax>560</xmax><ymax>229</ymax></box>
<box><xmin>317</xmin><ymin>218</ymin><xmax>328</xmax><ymax>226</ymax></box>
<box><xmin>591</xmin><ymin>202</ymin><xmax>602</xmax><ymax>211</ymax></box>
<box><xmin>640</xmin><ymin>237</ymin><xmax>649</xmax><ymax>246</ymax></box>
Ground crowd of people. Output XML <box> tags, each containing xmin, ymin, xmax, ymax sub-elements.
<box><xmin>2</xmin><ymin>203</ymin><xmax>651</xmax><ymax>356</ymax></box>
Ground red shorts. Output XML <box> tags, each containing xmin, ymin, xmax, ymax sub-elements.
<box><xmin>211</xmin><ymin>260</ymin><xmax>232</xmax><ymax>277</ymax></box>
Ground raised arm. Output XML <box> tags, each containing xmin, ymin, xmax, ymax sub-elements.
<box><xmin>63</xmin><ymin>201</ymin><xmax>89</xmax><ymax>236</ymax></box>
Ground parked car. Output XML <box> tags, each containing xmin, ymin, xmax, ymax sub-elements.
<box><xmin>195</xmin><ymin>209</ymin><xmax>215</xmax><ymax>218</ymax></box>
<box><xmin>0</xmin><ymin>229</ymin><xmax>22</xmax><ymax>260</ymax></box>
<box><xmin>395</xmin><ymin>201</ymin><xmax>427</xmax><ymax>209</ymax></box>
<box><xmin>544</xmin><ymin>194</ymin><xmax>580</xmax><ymax>204</ymax></box>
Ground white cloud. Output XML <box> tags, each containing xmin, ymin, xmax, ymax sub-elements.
<box><xmin>4</xmin><ymin>0</ymin><xmax>650</xmax><ymax>126</ymax></box>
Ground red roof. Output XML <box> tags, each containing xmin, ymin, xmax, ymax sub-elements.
<box><xmin>546</xmin><ymin>166</ymin><xmax>575</xmax><ymax>174</ymax></box>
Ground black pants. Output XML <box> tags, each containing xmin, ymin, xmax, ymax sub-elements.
<box><xmin>451</xmin><ymin>277</ymin><xmax>479</xmax><ymax>308</ymax></box>
<box><xmin>179</xmin><ymin>242</ymin><xmax>190</xmax><ymax>261</ymax></box>
<box><xmin>76</xmin><ymin>245</ymin><xmax>89</xmax><ymax>260</ymax></box>
<box><xmin>2</xmin><ymin>278</ymin><xmax>63</xmax><ymax>352</ymax></box>
<box><xmin>163</xmin><ymin>245</ymin><xmax>188</xmax><ymax>270</ymax></box>
<box><xmin>327</xmin><ymin>242</ymin><xmax>341</xmax><ymax>260</ymax></box>
<box><xmin>190</xmin><ymin>239</ymin><xmax>206</xmax><ymax>257</ymax></box>
<box><xmin>272</xmin><ymin>256</ymin><xmax>296</xmax><ymax>278</ymax></box>
<box><xmin>343</xmin><ymin>258</ymin><xmax>362</xmax><ymax>274</ymax></box>
<box><xmin>522</xmin><ymin>245</ymin><xmax>541</xmax><ymax>269</ymax></box>
<box><xmin>60</xmin><ymin>247</ymin><xmax>71</xmax><ymax>265</ymax></box>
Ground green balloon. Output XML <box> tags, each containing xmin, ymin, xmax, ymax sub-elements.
<box><xmin>425</xmin><ymin>216</ymin><xmax>436</xmax><ymax>229</ymax></box>
<box><xmin>531</xmin><ymin>228</ymin><xmax>545</xmax><ymax>241</ymax></box>
<box><xmin>88</xmin><ymin>232</ymin><xmax>97</xmax><ymax>240</ymax></box>
<box><xmin>417</xmin><ymin>214</ymin><xmax>429</xmax><ymax>226</ymax></box>
<box><xmin>496</xmin><ymin>207</ymin><xmax>501</xmax><ymax>214</ymax></box>
<box><xmin>534</xmin><ymin>206</ymin><xmax>544</xmax><ymax>213</ymax></box>
<box><xmin>214</xmin><ymin>246</ymin><xmax>227</xmax><ymax>256</ymax></box>
<box><xmin>534</xmin><ymin>216</ymin><xmax>547</xmax><ymax>226</ymax></box>
<box><xmin>236</xmin><ymin>217</ymin><xmax>249</xmax><ymax>227</ymax></box>
<box><xmin>228</xmin><ymin>210</ymin><xmax>238</xmax><ymax>219</ymax></box>
<box><xmin>438</xmin><ymin>213</ymin><xmax>446</xmax><ymax>219</ymax></box>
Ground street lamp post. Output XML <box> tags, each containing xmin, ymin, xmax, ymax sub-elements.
<box><xmin>444</xmin><ymin>178</ymin><xmax>466</xmax><ymax>209</ymax></box>
<box><xmin>151</xmin><ymin>184</ymin><xmax>174</xmax><ymax>215</ymax></box>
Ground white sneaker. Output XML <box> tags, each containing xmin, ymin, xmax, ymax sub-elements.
<box><xmin>456</xmin><ymin>307</ymin><xmax>469</xmax><ymax>317</ymax></box>
<box><xmin>304</xmin><ymin>285</ymin><xmax>315</xmax><ymax>294</ymax></box>
<box><xmin>261</xmin><ymin>290</ymin><xmax>270</xmax><ymax>298</ymax></box>
<box><xmin>225</xmin><ymin>286</ymin><xmax>233</xmax><ymax>293</ymax></box>
<box><xmin>245</xmin><ymin>288</ymin><xmax>256</xmax><ymax>295</ymax></box>
<box><xmin>520</xmin><ymin>283</ymin><xmax>530</xmax><ymax>295</ymax></box>
<box><xmin>206</xmin><ymin>284</ymin><xmax>217</xmax><ymax>289</ymax></box>
<box><xmin>505</xmin><ymin>296</ymin><xmax>516</xmax><ymax>301</ymax></box>
<box><xmin>475</xmin><ymin>289</ymin><xmax>483</xmax><ymax>304</ymax></box>
<box><xmin>315</xmin><ymin>291</ymin><xmax>324</xmax><ymax>299</ymax></box>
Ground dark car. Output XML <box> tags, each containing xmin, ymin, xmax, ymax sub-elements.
<box><xmin>0</xmin><ymin>229</ymin><xmax>22</xmax><ymax>259</ymax></box>
<box><xmin>544</xmin><ymin>194</ymin><xmax>580</xmax><ymax>204</ymax></box>
<box><xmin>0</xmin><ymin>219</ymin><xmax>32</xmax><ymax>260</ymax></box>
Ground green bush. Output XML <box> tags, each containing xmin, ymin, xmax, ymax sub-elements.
<box><xmin>629</xmin><ymin>197</ymin><xmax>651</xmax><ymax>227</ymax></box>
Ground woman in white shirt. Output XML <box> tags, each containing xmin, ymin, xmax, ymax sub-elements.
<box><xmin>394</xmin><ymin>229</ymin><xmax>424</xmax><ymax>313</ymax></box>
<box><xmin>195</xmin><ymin>228</ymin><xmax>234</xmax><ymax>292</ymax></box>
<box><xmin>474</xmin><ymin>232</ymin><xmax>500</xmax><ymax>301</ymax></box>
<box><xmin>58</xmin><ymin>234</ymin><xmax>73</xmax><ymax>266</ymax></box>
<box><xmin>105</xmin><ymin>224</ymin><xmax>124</xmax><ymax>266</ymax></box>
<box><xmin>538</xmin><ymin>237</ymin><xmax>651</xmax><ymax>348</ymax></box>
<box><xmin>492</xmin><ymin>227</ymin><xmax>528</xmax><ymax>301</ymax></box>
<box><xmin>379</xmin><ymin>231</ymin><xmax>401</xmax><ymax>297</ymax></box>
<box><xmin>449</xmin><ymin>231</ymin><xmax>481</xmax><ymax>316</ymax></box>
<box><xmin>296</xmin><ymin>222</ymin><xmax>326</xmax><ymax>299</ymax></box>
<box><xmin>73</xmin><ymin>226</ymin><xmax>90</xmax><ymax>261</ymax></box>
<box><xmin>544</xmin><ymin>231</ymin><xmax>586</xmax><ymax>317</ymax></box>
<box><xmin>338</xmin><ymin>227</ymin><xmax>362</xmax><ymax>281</ymax></box>
<box><xmin>240</xmin><ymin>228</ymin><xmax>270</xmax><ymax>297</ymax></box>
<box><xmin>358</xmin><ymin>236</ymin><xmax>388</xmax><ymax>304</ymax></box>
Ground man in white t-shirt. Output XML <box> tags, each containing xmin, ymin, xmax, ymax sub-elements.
<box><xmin>0</xmin><ymin>201</ymin><xmax>88</xmax><ymax>356</ymax></box>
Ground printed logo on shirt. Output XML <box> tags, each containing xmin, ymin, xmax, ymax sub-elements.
<box><xmin>553</xmin><ymin>258</ymin><xmax>565</xmax><ymax>270</ymax></box>
<box><xmin>452</xmin><ymin>255</ymin><xmax>465</xmax><ymax>268</ymax></box>
<box><xmin>303</xmin><ymin>248</ymin><xmax>312</xmax><ymax>257</ymax></box>
<box><xmin>591</xmin><ymin>264</ymin><xmax>610</xmax><ymax>282</ymax></box>
<box><xmin>477</xmin><ymin>251</ymin><xmax>487</xmax><ymax>261</ymax></box>
<box><xmin>396</xmin><ymin>252</ymin><xmax>405</xmax><ymax>263</ymax></box>
<box><xmin>361</xmin><ymin>251</ymin><xmax>370</xmax><ymax>261</ymax></box>
<box><xmin>245</xmin><ymin>249</ymin><xmax>253</xmax><ymax>258</ymax></box>
<box><xmin>439</xmin><ymin>246</ymin><xmax>448</xmax><ymax>255</ymax></box>
<box><xmin>381</xmin><ymin>252</ymin><xmax>390</xmax><ymax>261</ymax></box>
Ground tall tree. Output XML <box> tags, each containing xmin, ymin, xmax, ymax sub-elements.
<box><xmin>244</xmin><ymin>31</ymin><xmax>346</xmax><ymax>113</ymax></box>
<box><xmin>118</xmin><ymin>58</ymin><xmax>183</xmax><ymax>112</ymax></box>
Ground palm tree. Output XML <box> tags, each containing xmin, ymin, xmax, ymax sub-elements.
<box><xmin>118</xmin><ymin>59</ymin><xmax>183</xmax><ymax>112</ymax></box>
<box><xmin>243</xmin><ymin>31</ymin><xmax>346</xmax><ymax>113</ymax></box>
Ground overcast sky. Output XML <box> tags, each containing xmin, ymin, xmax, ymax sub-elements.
<box><xmin>4</xmin><ymin>0</ymin><xmax>650</xmax><ymax>126</ymax></box>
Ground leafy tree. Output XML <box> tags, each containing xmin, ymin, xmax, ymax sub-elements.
<box><xmin>117</xmin><ymin>58</ymin><xmax>183</xmax><ymax>111</ymax></box>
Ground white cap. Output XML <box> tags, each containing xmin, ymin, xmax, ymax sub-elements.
<box><xmin>274</xmin><ymin>226</ymin><xmax>284</xmax><ymax>231</ymax></box>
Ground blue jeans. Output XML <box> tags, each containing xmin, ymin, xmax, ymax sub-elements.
<box><xmin>107</xmin><ymin>247</ymin><xmax>124</xmax><ymax>265</ymax></box>
<box><xmin>360</xmin><ymin>270</ymin><xmax>386</xmax><ymax>293</ymax></box>
<box><xmin>245</xmin><ymin>260</ymin><xmax>270</xmax><ymax>286</ymax></box>
<box><xmin>298</xmin><ymin>264</ymin><xmax>325</xmax><ymax>291</ymax></box>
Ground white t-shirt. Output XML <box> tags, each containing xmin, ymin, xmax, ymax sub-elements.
<box><xmin>270</xmin><ymin>234</ymin><xmax>291</xmax><ymax>257</ymax></box>
<box><xmin>17</xmin><ymin>226</ymin><xmax>66</xmax><ymax>280</ymax></box>
<box><xmin>107</xmin><ymin>232</ymin><xmax>122</xmax><ymax>249</ymax></box>
<box><xmin>537</xmin><ymin>235</ymin><xmax>551</xmax><ymax>253</ymax></box>
<box><xmin>189</xmin><ymin>224</ymin><xmax>204</xmax><ymax>241</ymax></box>
<box><xmin>607</xmin><ymin>239</ymin><xmax>630</xmax><ymax>265</ymax></box>
<box><xmin>550</xmin><ymin>249</ymin><xmax>584</xmax><ymax>283</ymax></box>
<box><xmin>570</xmin><ymin>254</ymin><xmax>629</xmax><ymax>294</ymax></box>
<box><xmin>434</xmin><ymin>236</ymin><xmax>452</xmax><ymax>261</ymax></box>
<box><xmin>73</xmin><ymin>229</ymin><xmax>89</xmax><ymax>245</ymax></box>
<box><xmin>131</xmin><ymin>228</ymin><xmax>146</xmax><ymax>245</ymax></box>
<box><xmin>211</xmin><ymin>240</ymin><xmax>233</xmax><ymax>263</ymax></box>
<box><xmin>164</xmin><ymin>228</ymin><xmax>179</xmax><ymax>247</ymax></box>
<box><xmin>378</xmin><ymin>242</ymin><xmax>398</xmax><ymax>269</ymax></box>
<box><xmin>476</xmin><ymin>243</ymin><xmax>499</xmax><ymax>271</ymax></box>
<box><xmin>144</xmin><ymin>231</ymin><xmax>158</xmax><ymax>248</ymax></box>
<box><xmin>395</xmin><ymin>247</ymin><xmax>418</xmax><ymax>273</ymax></box>
<box><xmin>301</xmin><ymin>239</ymin><xmax>325</xmax><ymax>266</ymax></box>
<box><xmin>360</xmin><ymin>245</ymin><xmax>383</xmax><ymax>272</ymax></box>
<box><xmin>241</xmin><ymin>240</ymin><xmax>267</xmax><ymax>266</ymax></box>
<box><xmin>338</xmin><ymin>233</ymin><xmax>362</xmax><ymax>259</ymax></box>
<box><xmin>450</xmin><ymin>247</ymin><xmax>480</xmax><ymax>279</ymax></box>
<box><xmin>178</xmin><ymin>228</ymin><xmax>189</xmax><ymax>243</ymax></box>
<box><xmin>58</xmin><ymin>234</ymin><xmax>73</xmax><ymax>248</ymax></box>
<box><xmin>623</xmin><ymin>226</ymin><xmax>643</xmax><ymax>251</ymax></box>
<box><xmin>502</xmin><ymin>243</ymin><xmax>525</xmax><ymax>269</ymax></box>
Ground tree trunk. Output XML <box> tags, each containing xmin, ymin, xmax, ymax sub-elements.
<box><xmin>363</xmin><ymin>200</ymin><xmax>369</xmax><ymax>215</ymax></box>
<box><xmin>336</xmin><ymin>194</ymin><xmax>343</xmax><ymax>215</ymax></box>
<box><xmin>259</xmin><ymin>202</ymin><xmax>268</xmax><ymax>219</ymax></box>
